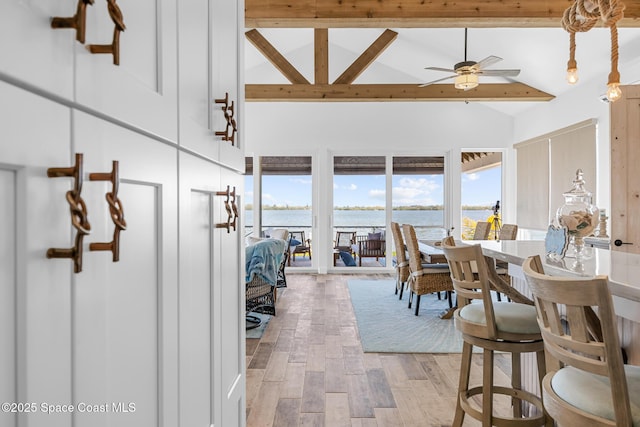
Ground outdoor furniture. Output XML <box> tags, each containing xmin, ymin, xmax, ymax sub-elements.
<box><xmin>334</xmin><ymin>231</ymin><xmax>356</xmax><ymax>259</ymax></box>
<box><xmin>289</xmin><ymin>230</ymin><xmax>311</xmax><ymax>263</ymax></box>
<box><xmin>402</xmin><ymin>224</ymin><xmax>454</xmax><ymax>316</ymax></box>
<box><xmin>522</xmin><ymin>255</ymin><xmax>638</xmax><ymax>427</ymax></box>
<box><xmin>355</xmin><ymin>232</ymin><xmax>386</xmax><ymax>266</ymax></box>
<box><xmin>441</xmin><ymin>241</ymin><xmax>548</xmax><ymax>427</ymax></box>
<box><xmin>499</xmin><ymin>224</ymin><xmax>518</xmax><ymax>240</ymax></box>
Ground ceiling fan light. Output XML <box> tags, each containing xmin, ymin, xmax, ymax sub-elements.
<box><xmin>566</xmin><ymin>67</ymin><xmax>579</xmax><ymax>84</ymax></box>
<box><xmin>454</xmin><ymin>74</ymin><xmax>479</xmax><ymax>90</ymax></box>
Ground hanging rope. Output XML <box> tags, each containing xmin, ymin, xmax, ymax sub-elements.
<box><xmin>561</xmin><ymin>0</ymin><xmax>625</xmax><ymax>90</ymax></box>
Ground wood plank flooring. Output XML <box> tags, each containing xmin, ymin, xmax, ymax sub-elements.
<box><xmin>246</xmin><ymin>273</ymin><xmax>513</xmax><ymax>426</ymax></box>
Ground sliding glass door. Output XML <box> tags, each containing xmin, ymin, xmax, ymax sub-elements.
<box><xmin>392</xmin><ymin>156</ymin><xmax>446</xmax><ymax>240</ymax></box>
<box><xmin>333</xmin><ymin>156</ymin><xmax>386</xmax><ymax>268</ymax></box>
<box><xmin>460</xmin><ymin>152</ymin><xmax>502</xmax><ymax>240</ymax></box>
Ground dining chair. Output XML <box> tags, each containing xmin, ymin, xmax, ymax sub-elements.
<box><xmin>440</xmin><ymin>241</ymin><xmax>549</xmax><ymax>427</ymax></box>
<box><xmin>472</xmin><ymin>221</ymin><xmax>492</xmax><ymax>240</ymax></box>
<box><xmin>390</xmin><ymin>222</ymin><xmax>410</xmax><ymax>299</ymax></box>
<box><xmin>499</xmin><ymin>224</ymin><xmax>518</xmax><ymax>240</ymax></box>
<box><xmin>402</xmin><ymin>224</ymin><xmax>453</xmax><ymax>316</ymax></box>
<box><xmin>523</xmin><ymin>255</ymin><xmax>640</xmax><ymax>427</ymax></box>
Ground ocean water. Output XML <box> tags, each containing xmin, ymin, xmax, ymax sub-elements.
<box><xmin>246</xmin><ymin>209</ymin><xmax>494</xmax><ymax>240</ymax></box>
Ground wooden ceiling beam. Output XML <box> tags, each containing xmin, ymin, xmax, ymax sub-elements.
<box><xmin>245</xmin><ymin>29</ymin><xmax>310</xmax><ymax>84</ymax></box>
<box><xmin>314</xmin><ymin>29</ymin><xmax>329</xmax><ymax>84</ymax></box>
<box><xmin>333</xmin><ymin>29</ymin><xmax>398</xmax><ymax>84</ymax></box>
<box><xmin>245</xmin><ymin>0</ymin><xmax>640</xmax><ymax>28</ymax></box>
<box><xmin>246</xmin><ymin>83</ymin><xmax>555</xmax><ymax>102</ymax></box>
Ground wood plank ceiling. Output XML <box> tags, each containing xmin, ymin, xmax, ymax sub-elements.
<box><xmin>245</xmin><ymin>0</ymin><xmax>639</xmax><ymax>102</ymax></box>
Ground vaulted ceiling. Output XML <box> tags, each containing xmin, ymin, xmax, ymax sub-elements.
<box><xmin>244</xmin><ymin>0</ymin><xmax>640</xmax><ymax>108</ymax></box>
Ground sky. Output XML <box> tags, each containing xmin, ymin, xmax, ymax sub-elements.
<box><xmin>246</xmin><ymin>165</ymin><xmax>502</xmax><ymax>208</ymax></box>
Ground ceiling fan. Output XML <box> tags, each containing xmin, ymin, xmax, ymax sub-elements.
<box><xmin>419</xmin><ymin>28</ymin><xmax>521</xmax><ymax>90</ymax></box>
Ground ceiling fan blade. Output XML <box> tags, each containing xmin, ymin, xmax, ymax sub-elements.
<box><xmin>424</xmin><ymin>66</ymin><xmax>456</xmax><ymax>73</ymax></box>
<box><xmin>475</xmin><ymin>55</ymin><xmax>503</xmax><ymax>70</ymax></box>
<box><xmin>418</xmin><ymin>75</ymin><xmax>456</xmax><ymax>87</ymax></box>
<box><xmin>477</xmin><ymin>69</ymin><xmax>521</xmax><ymax>77</ymax></box>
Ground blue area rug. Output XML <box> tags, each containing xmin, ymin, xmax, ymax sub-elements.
<box><xmin>246</xmin><ymin>313</ymin><xmax>271</xmax><ymax>339</ymax></box>
<box><xmin>348</xmin><ymin>279</ymin><xmax>468</xmax><ymax>353</ymax></box>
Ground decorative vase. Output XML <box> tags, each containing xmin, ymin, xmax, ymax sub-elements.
<box><xmin>556</xmin><ymin>169</ymin><xmax>599</xmax><ymax>261</ymax></box>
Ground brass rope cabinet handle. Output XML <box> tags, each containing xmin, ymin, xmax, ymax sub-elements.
<box><xmin>89</xmin><ymin>160</ymin><xmax>127</xmax><ymax>261</ymax></box>
<box><xmin>87</xmin><ymin>0</ymin><xmax>126</xmax><ymax>65</ymax></box>
<box><xmin>51</xmin><ymin>0</ymin><xmax>95</xmax><ymax>44</ymax></box>
<box><xmin>214</xmin><ymin>93</ymin><xmax>238</xmax><ymax>146</ymax></box>
<box><xmin>46</xmin><ymin>153</ymin><xmax>92</xmax><ymax>273</ymax></box>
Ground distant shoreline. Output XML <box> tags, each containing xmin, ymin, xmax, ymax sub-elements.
<box><xmin>246</xmin><ymin>205</ymin><xmax>493</xmax><ymax>211</ymax></box>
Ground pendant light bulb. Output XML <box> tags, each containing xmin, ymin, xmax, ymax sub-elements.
<box><xmin>606</xmin><ymin>82</ymin><xmax>622</xmax><ymax>102</ymax></box>
<box><xmin>566</xmin><ymin>67</ymin><xmax>579</xmax><ymax>84</ymax></box>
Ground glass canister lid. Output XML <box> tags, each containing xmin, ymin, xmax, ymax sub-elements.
<box><xmin>563</xmin><ymin>169</ymin><xmax>592</xmax><ymax>202</ymax></box>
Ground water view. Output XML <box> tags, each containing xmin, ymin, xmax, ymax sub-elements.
<box><xmin>245</xmin><ymin>209</ymin><xmax>495</xmax><ymax>240</ymax></box>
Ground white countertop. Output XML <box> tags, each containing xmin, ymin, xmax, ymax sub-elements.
<box><xmin>474</xmin><ymin>240</ymin><xmax>640</xmax><ymax>304</ymax></box>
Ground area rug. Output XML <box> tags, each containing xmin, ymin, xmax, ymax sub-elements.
<box><xmin>348</xmin><ymin>279</ymin><xmax>469</xmax><ymax>353</ymax></box>
<box><xmin>246</xmin><ymin>313</ymin><xmax>271</xmax><ymax>339</ymax></box>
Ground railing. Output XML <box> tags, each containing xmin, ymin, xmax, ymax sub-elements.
<box><xmin>245</xmin><ymin>225</ymin><xmax>447</xmax><ymax>241</ymax></box>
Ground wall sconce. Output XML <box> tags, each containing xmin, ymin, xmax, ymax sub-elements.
<box><xmin>561</xmin><ymin>0</ymin><xmax>626</xmax><ymax>102</ymax></box>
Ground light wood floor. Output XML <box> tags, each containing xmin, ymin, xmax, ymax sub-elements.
<box><xmin>246</xmin><ymin>273</ymin><xmax>514</xmax><ymax>427</ymax></box>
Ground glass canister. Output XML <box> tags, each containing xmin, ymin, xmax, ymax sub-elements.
<box><xmin>556</xmin><ymin>169</ymin><xmax>599</xmax><ymax>260</ymax></box>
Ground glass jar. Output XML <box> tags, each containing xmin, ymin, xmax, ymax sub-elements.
<box><xmin>556</xmin><ymin>169</ymin><xmax>599</xmax><ymax>260</ymax></box>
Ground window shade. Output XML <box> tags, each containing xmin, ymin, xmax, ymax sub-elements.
<box><xmin>516</xmin><ymin>139</ymin><xmax>550</xmax><ymax>230</ymax></box>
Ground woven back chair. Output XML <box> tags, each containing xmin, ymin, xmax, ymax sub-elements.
<box><xmin>523</xmin><ymin>256</ymin><xmax>637</xmax><ymax>427</ymax></box>
<box><xmin>472</xmin><ymin>221</ymin><xmax>492</xmax><ymax>240</ymax></box>
<box><xmin>390</xmin><ymin>222</ymin><xmax>410</xmax><ymax>299</ymax></box>
<box><xmin>499</xmin><ymin>224</ymin><xmax>518</xmax><ymax>240</ymax></box>
<box><xmin>402</xmin><ymin>224</ymin><xmax>454</xmax><ymax>316</ymax></box>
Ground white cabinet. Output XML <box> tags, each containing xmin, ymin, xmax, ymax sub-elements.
<box><xmin>0</xmin><ymin>1</ymin><xmax>74</xmax><ymax>99</ymax></box>
<box><xmin>178</xmin><ymin>154</ymin><xmax>243</xmax><ymax>427</ymax></box>
<box><xmin>75</xmin><ymin>0</ymin><xmax>179</xmax><ymax>141</ymax></box>
<box><xmin>178</xmin><ymin>0</ymin><xmax>245</xmax><ymax>171</ymax></box>
<box><xmin>0</xmin><ymin>1</ymin><xmax>245</xmax><ymax>425</ymax></box>
<box><xmin>0</xmin><ymin>82</ymin><xmax>73</xmax><ymax>427</ymax></box>
<box><xmin>72</xmin><ymin>112</ymin><xmax>179</xmax><ymax>427</ymax></box>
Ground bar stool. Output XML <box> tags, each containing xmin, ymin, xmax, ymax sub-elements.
<box><xmin>441</xmin><ymin>241</ymin><xmax>550</xmax><ymax>427</ymax></box>
<box><xmin>523</xmin><ymin>255</ymin><xmax>640</xmax><ymax>427</ymax></box>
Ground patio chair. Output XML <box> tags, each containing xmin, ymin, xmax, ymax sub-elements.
<box><xmin>355</xmin><ymin>232</ymin><xmax>386</xmax><ymax>266</ymax></box>
<box><xmin>334</xmin><ymin>231</ymin><xmax>356</xmax><ymax>259</ymax></box>
<box><xmin>289</xmin><ymin>230</ymin><xmax>311</xmax><ymax>262</ymax></box>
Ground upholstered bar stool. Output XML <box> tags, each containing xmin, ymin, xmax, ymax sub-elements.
<box><xmin>523</xmin><ymin>256</ymin><xmax>640</xmax><ymax>427</ymax></box>
<box><xmin>441</xmin><ymin>241</ymin><xmax>550</xmax><ymax>427</ymax></box>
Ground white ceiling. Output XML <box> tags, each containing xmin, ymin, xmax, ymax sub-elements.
<box><xmin>245</xmin><ymin>27</ymin><xmax>640</xmax><ymax>116</ymax></box>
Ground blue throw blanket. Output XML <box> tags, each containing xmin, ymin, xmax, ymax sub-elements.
<box><xmin>245</xmin><ymin>238</ymin><xmax>286</xmax><ymax>285</ymax></box>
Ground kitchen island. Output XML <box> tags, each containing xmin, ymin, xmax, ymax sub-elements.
<box><xmin>473</xmin><ymin>239</ymin><xmax>640</xmax><ymax>364</ymax></box>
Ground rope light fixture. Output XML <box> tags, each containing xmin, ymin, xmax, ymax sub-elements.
<box><xmin>561</xmin><ymin>0</ymin><xmax>626</xmax><ymax>102</ymax></box>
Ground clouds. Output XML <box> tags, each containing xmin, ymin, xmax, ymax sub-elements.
<box><xmin>392</xmin><ymin>176</ymin><xmax>442</xmax><ymax>206</ymax></box>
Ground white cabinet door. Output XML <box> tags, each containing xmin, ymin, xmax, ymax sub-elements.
<box><xmin>178</xmin><ymin>154</ymin><xmax>244</xmax><ymax>427</ymax></box>
<box><xmin>177</xmin><ymin>0</ymin><xmax>217</xmax><ymax>159</ymax></box>
<box><xmin>75</xmin><ymin>0</ymin><xmax>178</xmax><ymax>141</ymax></box>
<box><xmin>0</xmin><ymin>0</ymin><xmax>74</xmax><ymax>98</ymax></box>
<box><xmin>217</xmin><ymin>166</ymin><xmax>244</xmax><ymax>427</ymax></box>
<box><xmin>0</xmin><ymin>82</ymin><xmax>73</xmax><ymax>427</ymax></box>
<box><xmin>178</xmin><ymin>153</ymin><xmax>220</xmax><ymax>427</ymax></box>
<box><xmin>212</xmin><ymin>0</ymin><xmax>244</xmax><ymax>171</ymax></box>
<box><xmin>72</xmin><ymin>111</ymin><xmax>179</xmax><ymax>427</ymax></box>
